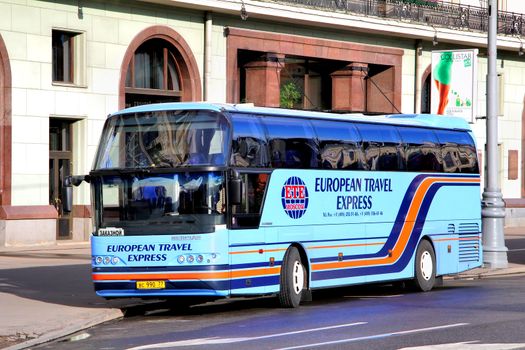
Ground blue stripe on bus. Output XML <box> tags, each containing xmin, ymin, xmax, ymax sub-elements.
<box><xmin>229</xmin><ymin>236</ymin><xmax>389</xmax><ymax>248</ymax></box>
<box><xmin>230</xmin><ymin>261</ymin><xmax>282</xmax><ymax>269</ymax></box>
<box><xmin>309</xmin><ymin>174</ymin><xmax>432</xmax><ymax>265</ymax></box>
<box><xmin>231</xmin><ymin>275</ymin><xmax>280</xmax><ymax>289</ymax></box>
<box><xmin>93</xmin><ymin>264</ymin><xmax>230</xmax><ymax>273</ymax></box>
<box><xmin>311</xmin><ymin>180</ymin><xmax>478</xmax><ymax>281</ymax></box>
<box><xmin>94</xmin><ymin>280</ymin><xmax>231</xmax><ymax>291</ymax></box>
<box><xmin>93</xmin><ymin>263</ymin><xmax>281</xmax><ymax>277</ymax></box>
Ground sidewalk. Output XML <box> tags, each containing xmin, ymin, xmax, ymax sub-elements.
<box><xmin>1</xmin><ymin>229</ymin><xmax>525</xmax><ymax>350</ymax></box>
<box><xmin>0</xmin><ymin>243</ymin><xmax>139</xmax><ymax>350</ymax></box>
<box><xmin>454</xmin><ymin>226</ymin><xmax>525</xmax><ymax>279</ymax></box>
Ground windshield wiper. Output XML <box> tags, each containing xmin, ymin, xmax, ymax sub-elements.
<box><xmin>90</xmin><ymin>167</ymin><xmax>151</xmax><ymax>176</ymax></box>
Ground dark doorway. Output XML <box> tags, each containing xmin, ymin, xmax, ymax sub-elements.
<box><xmin>422</xmin><ymin>73</ymin><xmax>431</xmax><ymax>114</ymax></box>
<box><xmin>49</xmin><ymin>119</ymin><xmax>73</xmax><ymax>240</ymax></box>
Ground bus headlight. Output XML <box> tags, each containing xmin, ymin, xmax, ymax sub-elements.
<box><xmin>95</xmin><ymin>256</ymin><xmax>103</xmax><ymax>265</ymax></box>
<box><xmin>187</xmin><ymin>255</ymin><xmax>195</xmax><ymax>263</ymax></box>
<box><xmin>111</xmin><ymin>256</ymin><xmax>119</xmax><ymax>265</ymax></box>
<box><xmin>196</xmin><ymin>255</ymin><xmax>204</xmax><ymax>263</ymax></box>
<box><xmin>103</xmin><ymin>256</ymin><xmax>111</xmax><ymax>265</ymax></box>
<box><xmin>177</xmin><ymin>255</ymin><xmax>185</xmax><ymax>264</ymax></box>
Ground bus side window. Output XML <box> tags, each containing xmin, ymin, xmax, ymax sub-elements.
<box><xmin>436</xmin><ymin>130</ymin><xmax>479</xmax><ymax>174</ymax></box>
<box><xmin>457</xmin><ymin>144</ymin><xmax>479</xmax><ymax>173</ymax></box>
<box><xmin>262</xmin><ymin>117</ymin><xmax>319</xmax><ymax>169</ymax></box>
<box><xmin>311</xmin><ymin>119</ymin><xmax>363</xmax><ymax>170</ymax></box>
<box><xmin>357</xmin><ymin>124</ymin><xmax>403</xmax><ymax>171</ymax></box>
<box><xmin>232</xmin><ymin>137</ymin><xmax>269</xmax><ymax>167</ymax></box>
<box><xmin>442</xmin><ymin>144</ymin><xmax>460</xmax><ymax>173</ymax></box>
<box><xmin>232</xmin><ymin>173</ymin><xmax>269</xmax><ymax>229</ymax></box>
<box><xmin>397</xmin><ymin>126</ymin><xmax>442</xmax><ymax>172</ymax></box>
<box><xmin>230</xmin><ymin>114</ymin><xmax>269</xmax><ymax>167</ymax></box>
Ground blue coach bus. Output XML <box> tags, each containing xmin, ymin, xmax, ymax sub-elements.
<box><xmin>67</xmin><ymin>102</ymin><xmax>481</xmax><ymax>308</ymax></box>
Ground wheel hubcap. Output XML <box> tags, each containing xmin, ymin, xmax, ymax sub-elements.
<box><xmin>420</xmin><ymin>251</ymin><xmax>433</xmax><ymax>281</ymax></box>
<box><xmin>292</xmin><ymin>260</ymin><xmax>305</xmax><ymax>294</ymax></box>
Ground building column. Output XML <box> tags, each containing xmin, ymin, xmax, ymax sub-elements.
<box><xmin>244</xmin><ymin>53</ymin><xmax>284</xmax><ymax>107</ymax></box>
<box><xmin>331</xmin><ymin>62</ymin><xmax>368</xmax><ymax>112</ymax></box>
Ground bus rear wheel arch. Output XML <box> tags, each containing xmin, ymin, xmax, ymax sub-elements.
<box><xmin>413</xmin><ymin>238</ymin><xmax>436</xmax><ymax>292</ymax></box>
<box><xmin>278</xmin><ymin>246</ymin><xmax>309</xmax><ymax>308</ymax></box>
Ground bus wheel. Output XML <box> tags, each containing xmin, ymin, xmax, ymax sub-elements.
<box><xmin>279</xmin><ymin>247</ymin><xmax>306</xmax><ymax>308</ymax></box>
<box><xmin>413</xmin><ymin>240</ymin><xmax>436</xmax><ymax>292</ymax></box>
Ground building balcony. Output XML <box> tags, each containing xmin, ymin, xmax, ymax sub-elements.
<box><xmin>258</xmin><ymin>0</ymin><xmax>524</xmax><ymax>37</ymax></box>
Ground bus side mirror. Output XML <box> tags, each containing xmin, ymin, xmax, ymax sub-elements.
<box><xmin>62</xmin><ymin>185</ymin><xmax>73</xmax><ymax>213</ymax></box>
<box><xmin>61</xmin><ymin>176</ymin><xmax>73</xmax><ymax>213</ymax></box>
<box><xmin>229</xmin><ymin>171</ymin><xmax>242</xmax><ymax>206</ymax></box>
<box><xmin>62</xmin><ymin>175</ymin><xmax>90</xmax><ymax>213</ymax></box>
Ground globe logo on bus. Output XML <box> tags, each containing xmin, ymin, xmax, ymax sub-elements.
<box><xmin>281</xmin><ymin>176</ymin><xmax>309</xmax><ymax>219</ymax></box>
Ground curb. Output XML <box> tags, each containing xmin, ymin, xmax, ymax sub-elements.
<box><xmin>4</xmin><ymin>309</ymin><xmax>123</xmax><ymax>350</ymax></box>
<box><xmin>451</xmin><ymin>267</ymin><xmax>525</xmax><ymax>280</ymax></box>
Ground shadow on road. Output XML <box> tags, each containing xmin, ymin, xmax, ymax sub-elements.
<box><xmin>0</xmin><ymin>264</ymin><xmax>137</xmax><ymax>309</ymax></box>
<box><xmin>119</xmin><ymin>281</ymin><xmax>471</xmax><ymax>319</ymax></box>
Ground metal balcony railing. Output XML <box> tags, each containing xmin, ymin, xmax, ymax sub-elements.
<box><xmin>258</xmin><ymin>0</ymin><xmax>525</xmax><ymax>37</ymax></box>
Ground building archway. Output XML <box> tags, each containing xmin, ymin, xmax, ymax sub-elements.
<box><xmin>0</xmin><ymin>34</ymin><xmax>11</xmax><ymax>206</ymax></box>
<box><xmin>119</xmin><ymin>26</ymin><xmax>202</xmax><ymax>109</ymax></box>
<box><xmin>421</xmin><ymin>64</ymin><xmax>432</xmax><ymax>114</ymax></box>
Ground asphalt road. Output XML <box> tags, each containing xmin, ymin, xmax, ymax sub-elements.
<box><xmin>36</xmin><ymin>277</ymin><xmax>525</xmax><ymax>350</ymax></box>
<box><xmin>31</xmin><ymin>236</ymin><xmax>525</xmax><ymax>350</ymax></box>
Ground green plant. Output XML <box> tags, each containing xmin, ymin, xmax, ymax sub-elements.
<box><xmin>280</xmin><ymin>81</ymin><xmax>302</xmax><ymax>109</ymax></box>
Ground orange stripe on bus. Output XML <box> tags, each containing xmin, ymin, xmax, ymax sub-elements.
<box><xmin>93</xmin><ymin>271</ymin><xmax>230</xmax><ymax>281</ymax></box>
<box><xmin>231</xmin><ymin>267</ymin><xmax>281</xmax><ymax>278</ymax></box>
<box><xmin>311</xmin><ymin>177</ymin><xmax>479</xmax><ymax>271</ymax></box>
<box><xmin>308</xmin><ymin>242</ymin><xmax>385</xmax><ymax>250</ymax></box>
<box><xmin>92</xmin><ymin>267</ymin><xmax>281</xmax><ymax>281</ymax></box>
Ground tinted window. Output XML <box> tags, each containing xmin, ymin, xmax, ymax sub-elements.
<box><xmin>231</xmin><ymin>172</ymin><xmax>269</xmax><ymax>229</ymax></box>
<box><xmin>311</xmin><ymin>119</ymin><xmax>363</xmax><ymax>170</ymax></box>
<box><xmin>436</xmin><ymin>130</ymin><xmax>479</xmax><ymax>173</ymax></box>
<box><xmin>94</xmin><ymin>110</ymin><xmax>229</xmax><ymax>169</ymax></box>
<box><xmin>262</xmin><ymin>117</ymin><xmax>319</xmax><ymax>168</ymax></box>
<box><xmin>397</xmin><ymin>126</ymin><xmax>442</xmax><ymax>172</ymax></box>
<box><xmin>356</xmin><ymin>123</ymin><xmax>403</xmax><ymax>171</ymax></box>
<box><xmin>230</xmin><ymin>114</ymin><xmax>270</xmax><ymax>167</ymax></box>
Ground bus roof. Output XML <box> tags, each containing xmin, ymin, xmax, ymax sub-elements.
<box><xmin>113</xmin><ymin>102</ymin><xmax>472</xmax><ymax>131</ymax></box>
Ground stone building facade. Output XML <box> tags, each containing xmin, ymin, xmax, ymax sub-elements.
<box><xmin>1</xmin><ymin>0</ymin><xmax>525</xmax><ymax>246</ymax></box>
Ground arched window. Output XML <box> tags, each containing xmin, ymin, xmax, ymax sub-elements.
<box><xmin>125</xmin><ymin>39</ymin><xmax>182</xmax><ymax>108</ymax></box>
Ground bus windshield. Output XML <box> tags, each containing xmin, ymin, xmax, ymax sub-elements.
<box><xmin>93</xmin><ymin>171</ymin><xmax>226</xmax><ymax>235</ymax></box>
<box><xmin>93</xmin><ymin>109</ymin><xmax>230</xmax><ymax>169</ymax></box>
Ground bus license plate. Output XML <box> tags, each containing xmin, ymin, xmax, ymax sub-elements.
<box><xmin>136</xmin><ymin>281</ymin><xmax>166</xmax><ymax>289</ymax></box>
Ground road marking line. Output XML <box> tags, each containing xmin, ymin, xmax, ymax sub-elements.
<box><xmin>399</xmin><ymin>341</ymin><xmax>525</xmax><ymax>349</ymax></box>
<box><xmin>125</xmin><ymin>322</ymin><xmax>367</xmax><ymax>349</ymax></box>
<box><xmin>275</xmin><ymin>323</ymin><xmax>469</xmax><ymax>350</ymax></box>
<box><xmin>347</xmin><ymin>294</ymin><xmax>404</xmax><ymax>299</ymax></box>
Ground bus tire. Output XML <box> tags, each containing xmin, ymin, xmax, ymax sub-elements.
<box><xmin>413</xmin><ymin>239</ymin><xmax>436</xmax><ymax>292</ymax></box>
<box><xmin>279</xmin><ymin>247</ymin><xmax>306</xmax><ymax>308</ymax></box>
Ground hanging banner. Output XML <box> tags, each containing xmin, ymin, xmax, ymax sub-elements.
<box><xmin>431</xmin><ymin>49</ymin><xmax>478</xmax><ymax>122</ymax></box>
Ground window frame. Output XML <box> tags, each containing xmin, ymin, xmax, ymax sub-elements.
<box><xmin>125</xmin><ymin>42</ymin><xmax>183</xmax><ymax>99</ymax></box>
<box><xmin>52</xmin><ymin>29</ymin><xmax>86</xmax><ymax>87</ymax></box>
